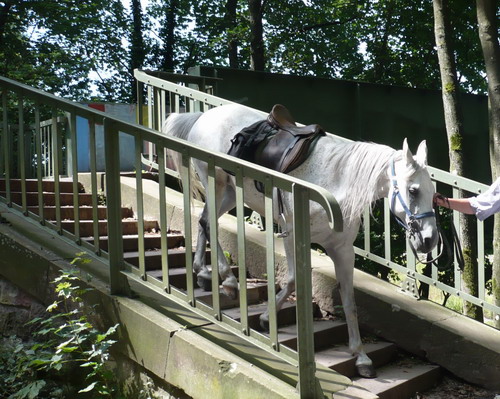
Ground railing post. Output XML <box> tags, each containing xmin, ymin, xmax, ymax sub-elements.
<box><xmin>293</xmin><ymin>183</ymin><xmax>323</xmax><ymax>399</ymax></box>
<box><xmin>104</xmin><ymin>117</ymin><xmax>130</xmax><ymax>296</ymax></box>
<box><xmin>17</xmin><ymin>93</ymin><xmax>27</xmax><ymax>214</ymax></box>
<box><xmin>1</xmin><ymin>90</ymin><xmax>11</xmax><ymax>205</ymax></box>
<box><xmin>401</xmin><ymin>240</ymin><xmax>419</xmax><ymax>299</ymax></box>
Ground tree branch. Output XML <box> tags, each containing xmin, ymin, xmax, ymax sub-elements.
<box><xmin>300</xmin><ymin>16</ymin><xmax>358</xmax><ymax>32</ymax></box>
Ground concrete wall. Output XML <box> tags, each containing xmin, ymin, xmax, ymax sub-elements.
<box><xmin>189</xmin><ymin>66</ymin><xmax>491</xmax><ymax>184</ymax></box>
<box><xmin>0</xmin><ymin>203</ymin><xmax>305</xmax><ymax>399</ymax></box>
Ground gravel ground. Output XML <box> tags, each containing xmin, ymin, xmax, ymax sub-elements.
<box><xmin>413</xmin><ymin>374</ymin><xmax>499</xmax><ymax>399</ymax></box>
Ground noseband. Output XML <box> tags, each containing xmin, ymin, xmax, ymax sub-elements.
<box><xmin>389</xmin><ymin>157</ymin><xmax>435</xmax><ymax>235</ymax></box>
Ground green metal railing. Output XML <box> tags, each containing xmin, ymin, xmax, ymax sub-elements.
<box><xmin>135</xmin><ymin>69</ymin><xmax>499</xmax><ymax>328</ymax></box>
<box><xmin>1</xmin><ymin>72</ymin><xmax>498</xmax><ymax>398</ymax></box>
<box><xmin>0</xmin><ymin>75</ymin><xmax>343</xmax><ymax>398</ymax></box>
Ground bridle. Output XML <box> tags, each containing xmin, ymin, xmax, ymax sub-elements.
<box><xmin>389</xmin><ymin>156</ymin><xmax>464</xmax><ymax>270</ymax></box>
<box><xmin>389</xmin><ymin>157</ymin><xmax>435</xmax><ymax>235</ymax></box>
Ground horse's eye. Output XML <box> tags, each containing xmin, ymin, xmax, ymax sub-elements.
<box><xmin>409</xmin><ymin>187</ymin><xmax>419</xmax><ymax>196</ymax></box>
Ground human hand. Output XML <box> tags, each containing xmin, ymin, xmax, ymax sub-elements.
<box><xmin>433</xmin><ymin>193</ymin><xmax>448</xmax><ymax>207</ymax></box>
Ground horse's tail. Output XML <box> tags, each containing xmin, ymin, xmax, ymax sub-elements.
<box><xmin>162</xmin><ymin>112</ymin><xmax>205</xmax><ymax>200</ymax></box>
<box><xmin>162</xmin><ymin>111</ymin><xmax>202</xmax><ymax>141</ymax></box>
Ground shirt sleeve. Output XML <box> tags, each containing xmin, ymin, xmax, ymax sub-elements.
<box><xmin>468</xmin><ymin>177</ymin><xmax>500</xmax><ymax>221</ymax></box>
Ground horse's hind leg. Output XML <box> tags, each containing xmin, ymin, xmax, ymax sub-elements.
<box><xmin>193</xmin><ymin>204</ymin><xmax>211</xmax><ymax>290</ymax></box>
<box><xmin>259</xmin><ymin>227</ymin><xmax>296</xmax><ymax>330</ymax></box>
<box><xmin>195</xmin><ymin>175</ymin><xmax>238</xmax><ymax>299</ymax></box>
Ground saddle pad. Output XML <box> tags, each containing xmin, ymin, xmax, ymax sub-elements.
<box><xmin>225</xmin><ymin>120</ymin><xmax>277</xmax><ymax>174</ymax></box>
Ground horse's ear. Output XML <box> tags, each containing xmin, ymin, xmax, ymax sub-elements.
<box><xmin>402</xmin><ymin>138</ymin><xmax>414</xmax><ymax>166</ymax></box>
<box><xmin>416</xmin><ymin>140</ymin><xmax>428</xmax><ymax>167</ymax></box>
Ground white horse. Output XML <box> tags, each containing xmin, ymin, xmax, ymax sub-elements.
<box><xmin>162</xmin><ymin>103</ymin><xmax>438</xmax><ymax>378</ymax></box>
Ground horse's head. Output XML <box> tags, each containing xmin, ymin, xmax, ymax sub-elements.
<box><xmin>388</xmin><ymin>139</ymin><xmax>438</xmax><ymax>254</ymax></box>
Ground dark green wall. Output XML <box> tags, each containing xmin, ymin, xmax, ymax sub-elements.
<box><xmin>189</xmin><ymin>66</ymin><xmax>491</xmax><ymax>184</ymax></box>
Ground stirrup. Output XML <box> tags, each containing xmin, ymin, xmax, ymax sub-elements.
<box><xmin>277</xmin><ymin>213</ymin><xmax>289</xmax><ymax>238</ymax></box>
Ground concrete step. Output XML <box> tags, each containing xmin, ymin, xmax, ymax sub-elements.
<box><xmin>351</xmin><ymin>361</ymin><xmax>441</xmax><ymax>399</ymax></box>
<box><xmin>223</xmin><ymin>301</ymin><xmax>323</xmax><ymax>332</ymax></box>
<box><xmin>84</xmin><ymin>232</ymin><xmax>184</xmax><ymax>252</ymax></box>
<box><xmin>0</xmin><ymin>178</ymin><xmax>83</xmax><ymax>193</ymax></box>
<box><xmin>53</xmin><ymin>219</ymin><xmax>158</xmax><ymax>237</ymax></box>
<box><xmin>278</xmin><ymin>319</ymin><xmax>349</xmax><ymax>351</ymax></box>
<box><xmin>148</xmin><ymin>264</ymin><xmax>242</xmax><ymax>290</ymax></box>
<box><xmin>2</xmin><ymin>191</ymin><xmax>93</xmax><ymax>206</ymax></box>
<box><xmin>316</xmin><ymin>341</ymin><xmax>398</xmax><ymax>378</ymax></box>
<box><xmin>28</xmin><ymin>205</ymin><xmax>132</xmax><ymax>220</ymax></box>
<box><xmin>124</xmin><ymin>247</ymin><xmax>211</xmax><ymax>270</ymax></box>
<box><xmin>194</xmin><ymin>282</ymin><xmax>268</xmax><ymax>310</ymax></box>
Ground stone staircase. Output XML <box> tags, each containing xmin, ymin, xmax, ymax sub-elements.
<box><xmin>0</xmin><ymin>177</ymin><xmax>443</xmax><ymax>399</ymax></box>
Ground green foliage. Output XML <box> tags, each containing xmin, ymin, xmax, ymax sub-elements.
<box><xmin>223</xmin><ymin>250</ymin><xmax>234</xmax><ymax>265</ymax></box>
<box><xmin>0</xmin><ymin>263</ymin><xmax>120</xmax><ymax>398</ymax></box>
<box><xmin>444</xmin><ymin>82</ymin><xmax>456</xmax><ymax>93</ymax></box>
<box><xmin>450</xmin><ymin>133</ymin><xmax>463</xmax><ymax>151</ymax></box>
<box><xmin>354</xmin><ymin>202</ymin><xmax>406</xmax><ymax>281</ymax></box>
<box><xmin>0</xmin><ymin>0</ymin><xmax>129</xmax><ymax>101</ymax></box>
<box><xmin>0</xmin><ymin>0</ymin><xmax>490</xmax><ymax>101</ymax></box>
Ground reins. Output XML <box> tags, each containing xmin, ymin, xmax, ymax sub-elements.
<box><xmin>429</xmin><ymin>195</ymin><xmax>465</xmax><ymax>271</ymax></box>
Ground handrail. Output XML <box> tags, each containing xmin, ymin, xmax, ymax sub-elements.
<box><xmin>2</xmin><ymin>71</ymin><xmax>497</xmax><ymax>398</ymax></box>
<box><xmin>0</xmin><ymin>73</ymin><xmax>343</xmax><ymax>398</ymax></box>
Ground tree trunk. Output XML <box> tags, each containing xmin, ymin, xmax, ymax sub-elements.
<box><xmin>476</xmin><ymin>0</ymin><xmax>500</xmax><ymax>328</ymax></box>
<box><xmin>248</xmin><ymin>0</ymin><xmax>265</xmax><ymax>71</ymax></box>
<box><xmin>371</xmin><ymin>0</ymin><xmax>395</xmax><ymax>82</ymax></box>
<box><xmin>130</xmin><ymin>0</ymin><xmax>146</xmax><ymax>102</ymax></box>
<box><xmin>224</xmin><ymin>0</ymin><xmax>239</xmax><ymax>68</ymax></box>
<box><xmin>161</xmin><ymin>0</ymin><xmax>179</xmax><ymax>72</ymax></box>
<box><xmin>433</xmin><ymin>0</ymin><xmax>482</xmax><ymax>321</ymax></box>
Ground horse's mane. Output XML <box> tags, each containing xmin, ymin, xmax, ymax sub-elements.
<box><xmin>328</xmin><ymin>140</ymin><xmax>418</xmax><ymax>223</ymax></box>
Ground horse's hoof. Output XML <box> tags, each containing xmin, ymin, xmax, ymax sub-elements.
<box><xmin>197</xmin><ymin>275</ymin><xmax>212</xmax><ymax>291</ymax></box>
<box><xmin>356</xmin><ymin>364</ymin><xmax>376</xmax><ymax>378</ymax></box>
<box><xmin>222</xmin><ymin>284</ymin><xmax>238</xmax><ymax>300</ymax></box>
<box><xmin>259</xmin><ymin>317</ymin><xmax>269</xmax><ymax>332</ymax></box>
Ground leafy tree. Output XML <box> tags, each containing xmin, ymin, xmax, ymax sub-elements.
<box><xmin>147</xmin><ymin>0</ymin><xmax>192</xmax><ymax>73</ymax></box>
<box><xmin>0</xmin><ymin>0</ymin><xmax>129</xmax><ymax>101</ymax></box>
<box><xmin>177</xmin><ymin>0</ymin><xmax>251</xmax><ymax>72</ymax></box>
<box><xmin>248</xmin><ymin>0</ymin><xmax>265</xmax><ymax>71</ymax></box>
<box><xmin>225</xmin><ymin>0</ymin><xmax>240</xmax><ymax>68</ymax></box>
<box><xmin>265</xmin><ymin>0</ymin><xmax>364</xmax><ymax>79</ymax></box>
<box><xmin>130</xmin><ymin>0</ymin><xmax>147</xmax><ymax>102</ymax></box>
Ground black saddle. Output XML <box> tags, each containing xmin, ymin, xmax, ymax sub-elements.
<box><xmin>258</xmin><ymin>104</ymin><xmax>325</xmax><ymax>174</ymax></box>
<box><xmin>226</xmin><ymin>104</ymin><xmax>325</xmax><ymax>177</ymax></box>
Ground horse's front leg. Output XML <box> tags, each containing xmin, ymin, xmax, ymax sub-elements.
<box><xmin>325</xmin><ymin>239</ymin><xmax>376</xmax><ymax>378</ymax></box>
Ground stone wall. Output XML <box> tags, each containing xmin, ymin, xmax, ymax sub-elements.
<box><xmin>0</xmin><ymin>276</ymin><xmax>46</xmax><ymax>339</ymax></box>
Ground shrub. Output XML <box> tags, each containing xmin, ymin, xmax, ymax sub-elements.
<box><xmin>1</xmin><ymin>259</ymin><xmax>119</xmax><ymax>398</ymax></box>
